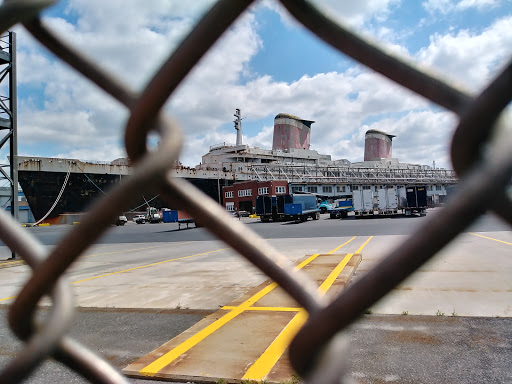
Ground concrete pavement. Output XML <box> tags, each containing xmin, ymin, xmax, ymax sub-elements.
<box><xmin>0</xmin><ymin>215</ymin><xmax>511</xmax><ymax>383</ymax></box>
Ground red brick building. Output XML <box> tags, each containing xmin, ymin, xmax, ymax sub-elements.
<box><xmin>222</xmin><ymin>180</ymin><xmax>289</xmax><ymax>213</ymax></box>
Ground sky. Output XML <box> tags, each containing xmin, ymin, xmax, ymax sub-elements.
<box><xmin>6</xmin><ymin>0</ymin><xmax>512</xmax><ymax>169</ymax></box>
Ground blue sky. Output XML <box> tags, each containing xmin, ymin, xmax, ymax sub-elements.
<box><xmin>7</xmin><ymin>0</ymin><xmax>512</xmax><ymax>169</ymax></box>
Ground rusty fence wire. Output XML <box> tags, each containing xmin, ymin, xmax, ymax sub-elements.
<box><xmin>1</xmin><ymin>0</ymin><xmax>512</xmax><ymax>383</ymax></box>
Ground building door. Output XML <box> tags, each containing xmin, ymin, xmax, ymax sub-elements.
<box><xmin>239</xmin><ymin>200</ymin><xmax>253</xmax><ymax>213</ymax></box>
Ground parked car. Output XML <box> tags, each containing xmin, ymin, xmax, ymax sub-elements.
<box><xmin>133</xmin><ymin>215</ymin><xmax>146</xmax><ymax>224</ymax></box>
<box><xmin>236</xmin><ymin>210</ymin><xmax>250</xmax><ymax>217</ymax></box>
<box><xmin>115</xmin><ymin>215</ymin><xmax>128</xmax><ymax>226</ymax></box>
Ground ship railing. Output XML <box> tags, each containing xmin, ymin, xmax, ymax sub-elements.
<box><xmin>1</xmin><ymin>1</ymin><xmax>511</xmax><ymax>384</ymax></box>
<box><xmin>209</xmin><ymin>142</ymin><xmax>235</xmax><ymax>151</ymax></box>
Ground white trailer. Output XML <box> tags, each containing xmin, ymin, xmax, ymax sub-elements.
<box><xmin>353</xmin><ymin>188</ymin><xmax>375</xmax><ymax>216</ymax></box>
<box><xmin>377</xmin><ymin>187</ymin><xmax>399</xmax><ymax>215</ymax></box>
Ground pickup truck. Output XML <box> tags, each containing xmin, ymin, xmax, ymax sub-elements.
<box><xmin>133</xmin><ymin>215</ymin><xmax>146</xmax><ymax>224</ymax></box>
<box><xmin>115</xmin><ymin>215</ymin><xmax>128</xmax><ymax>226</ymax></box>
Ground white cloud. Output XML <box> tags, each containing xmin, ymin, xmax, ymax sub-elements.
<box><xmin>423</xmin><ymin>0</ymin><xmax>501</xmax><ymax>14</ymax></box>
<box><xmin>298</xmin><ymin>0</ymin><xmax>400</xmax><ymax>27</ymax></box>
<box><xmin>11</xmin><ymin>1</ymin><xmax>512</xmax><ymax>173</ymax></box>
<box><xmin>416</xmin><ymin>15</ymin><xmax>512</xmax><ymax>91</ymax></box>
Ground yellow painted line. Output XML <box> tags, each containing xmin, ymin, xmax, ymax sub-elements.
<box><xmin>319</xmin><ymin>237</ymin><xmax>372</xmax><ymax>295</ymax></box>
<box><xmin>80</xmin><ymin>242</ymin><xmax>195</xmax><ymax>259</ymax></box>
<box><xmin>327</xmin><ymin>236</ymin><xmax>356</xmax><ymax>254</ymax></box>
<box><xmin>0</xmin><ymin>259</ymin><xmax>24</xmax><ymax>265</ymax></box>
<box><xmin>470</xmin><ymin>232</ymin><xmax>512</xmax><ymax>246</ymax></box>
<box><xmin>243</xmin><ymin>236</ymin><xmax>373</xmax><ymax>381</ymax></box>
<box><xmin>0</xmin><ymin>247</ymin><xmax>228</xmax><ymax>302</ymax></box>
<box><xmin>140</xmin><ymin>282</ymin><xmax>279</xmax><ymax>376</ymax></box>
<box><xmin>72</xmin><ymin>248</ymin><xmax>229</xmax><ymax>284</ymax></box>
<box><xmin>222</xmin><ymin>306</ymin><xmax>301</xmax><ymax>312</ymax></box>
<box><xmin>139</xmin><ymin>252</ymin><xmax>324</xmax><ymax>376</ymax></box>
<box><xmin>294</xmin><ymin>253</ymin><xmax>322</xmax><ymax>270</ymax></box>
<box><xmin>243</xmin><ymin>310</ymin><xmax>308</xmax><ymax>380</ymax></box>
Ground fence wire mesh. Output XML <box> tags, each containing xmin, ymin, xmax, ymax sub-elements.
<box><xmin>1</xmin><ymin>0</ymin><xmax>511</xmax><ymax>383</ymax></box>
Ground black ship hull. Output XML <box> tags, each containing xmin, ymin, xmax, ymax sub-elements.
<box><xmin>18</xmin><ymin>170</ymin><xmax>234</xmax><ymax>222</ymax></box>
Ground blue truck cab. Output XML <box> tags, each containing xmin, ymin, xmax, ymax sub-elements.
<box><xmin>328</xmin><ymin>199</ymin><xmax>354</xmax><ymax>219</ymax></box>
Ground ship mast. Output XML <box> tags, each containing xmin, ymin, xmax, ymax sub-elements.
<box><xmin>234</xmin><ymin>108</ymin><xmax>242</xmax><ymax>146</ymax></box>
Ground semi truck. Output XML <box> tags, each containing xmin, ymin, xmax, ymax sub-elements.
<box><xmin>162</xmin><ymin>209</ymin><xmax>200</xmax><ymax>229</ymax></box>
<box><xmin>402</xmin><ymin>186</ymin><xmax>427</xmax><ymax>216</ymax></box>
<box><xmin>352</xmin><ymin>186</ymin><xmax>427</xmax><ymax>217</ymax></box>
<box><xmin>145</xmin><ymin>207</ymin><xmax>162</xmax><ymax>223</ymax></box>
<box><xmin>318</xmin><ymin>200</ymin><xmax>333</xmax><ymax>214</ymax></box>
<box><xmin>352</xmin><ymin>187</ymin><xmax>376</xmax><ymax>217</ymax></box>
<box><xmin>256</xmin><ymin>194</ymin><xmax>319</xmax><ymax>222</ymax></box>
<box><xmin>328</xmin><ymin>199</ymin><xmax>354</xmax><ymax>219</ymax></box>
<box><xmin>283</xmin><ymin>194</ymin><xmax>320</xmax><ymax>223</ymax></box>
<box><xmin>256</xmin><ymin>195</ymin><xmax>278</xmax><ymax>222</ymax></box>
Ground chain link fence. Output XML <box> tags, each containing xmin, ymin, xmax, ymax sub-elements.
<box><xmin>1</xmin><ymin>0</ymin><xmax>511</xmax><ymax>383</ymax></box>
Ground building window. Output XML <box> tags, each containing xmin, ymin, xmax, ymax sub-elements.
<box><xmin>225</xmin><ymin>191</ymin><xmax>233</xmax><ymax>198</ymax></box>
<box><xmin>275</xmin><ymin>186</ymin><xmax>286</xmax><ymax>194</ymax></box>
<box><xmin>306</xmin><ymin>186</ymin><xmax>317</xmax><ymax>193</ymax></box>
<box><xmin>322</xmin><ymin>186</ymin><xmax>332</xmax><ymax>194</ymax></box>
<box><xmin>258</xmin><ymin>187</ymin><xmax>269</xmax><ymax>195</ymax></box>
<box><xmin>226</xmin><ymin>202</ymin><xmax>234</xmax><ymax>211</ymax></box>
<box><xmin>238</xmin><ymin>189</ymin><xmax>252</xmax><ymax>197</ymax></box>
<box><xmin>291</xmin><ymin>186</ymin><xmax>303</xmax><ymax>193</ymax></box>
<box><xmin>337</xmin><ymin>186</ymin><xmax>346</xmax><ymax>193</ymax></box>
<box><xmin>436</xmin><ymin>185</ymin><xmax>442</xmax><ymax>191</ymax></box>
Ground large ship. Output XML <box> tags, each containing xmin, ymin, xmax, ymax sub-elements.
<box><xmin>16</xmin><ymin>112</ymin><xmax>458</xmax><ymax>223</ymax></box>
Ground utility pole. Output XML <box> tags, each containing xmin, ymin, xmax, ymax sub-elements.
<box><xmin>0</xmin><ymin>32</ymin><xmax>18</xmax><ymax>258</ymax></box>
<box><xmin>234</xmin><ymin>108</ymin><xmax>242</xmax><ymax>146</ymax></box>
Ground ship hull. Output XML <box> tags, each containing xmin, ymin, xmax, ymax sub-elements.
<box><xmin>18</xmin><ymin>170</ymin><xmax>234</xmax><ymax>222</ymax></box>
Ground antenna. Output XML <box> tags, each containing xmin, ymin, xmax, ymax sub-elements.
<box><xmin>234</xmin><ymin>108</ymin><xmax>242</xmax><ymax>146</ymax></box>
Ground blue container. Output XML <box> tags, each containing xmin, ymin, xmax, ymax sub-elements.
<box><xmin>292</xmin><ymin>194</ymin><xmax>317</xmax><ymax>211</ymax></box>
<box><xmin>284</xmin><ymin>203</ymin><xmax>302</xmax><ymax>215</ymax></box>
<box><xmin>162</xmin><ymin>210</ymin><xmax>178</xmax><ymax>223</ymax></box>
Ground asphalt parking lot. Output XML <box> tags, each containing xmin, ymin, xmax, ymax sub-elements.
<box><xmin>0</xmin><ymin>209</ymin><xmax>511</xmax><ymax>383</ymax></box>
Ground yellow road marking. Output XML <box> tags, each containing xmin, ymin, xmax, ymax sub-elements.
<box><xmin>139</xmin><ymin>281</ymin><xmax>280</xmax><ymax>376</ymax></box>
<box><xmin>327</xmin><ymin>236</ymin><xmax>356</xmax><ymax>254</ymax></box>
<box><xmin>0</xmin><ymin>260</ymin><xmax>24</xmax><ymax>265</ymax></box>
<box><xmin>80</xmin><ymin>242</ymin><xmax>195</xmax><ymax>259</ymax></box>
<box><xmin>72</xmin><ymin>248</ymin><xmax>229</xmax><ymax>284</ymax></box>
<box><xmin>243</xmin><ymin>309</ymin><xmax>308</xmax><ymax>380</ymax></box>
<box><xmin>470</xmin><ymin>232</ymin><xmax>512</xmax><ymax>246</ymax></box>
<box><xmin>221</xmin><ymin>306</ymin><xmax>301</xmax><ymax>312</ymax></box>
<box><xmin>139</xmin><ymin>251</ymin><xmax>331</xmax><ymax>376</ymax></box>
<box><xmin>0</xmin><ymin>243</ymin><xmax>195</xmax><ymax>268</ymax></box>
<box><xmin>0</xmin><ymin>247</ymin><xmax>228</xmax><ymax>302</ymax></box>
<box><xmin>243</xmin><ymin>236</ymin><xmax>372</xmax><ymax>381</ymax></box>
<box><xmin>140</xmin><ymin>237</ymin><xmax>359</xmax><ymax>376</ymax></box>
<box><xmin>139</xmin><ymin>238</ymin><xmax>361</xmax><ymax>375</ymax></box>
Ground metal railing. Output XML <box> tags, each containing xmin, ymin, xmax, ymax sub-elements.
<box><xmin>1</xmin><ymin>0</ymin><xmax>511</xmax><ymax>383</ymax></box>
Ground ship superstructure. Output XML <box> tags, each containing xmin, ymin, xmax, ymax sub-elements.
<box><xmin>16</xmin><ymin>111</ymin><xmax>458</xmax><ymax>222</ymax></box>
